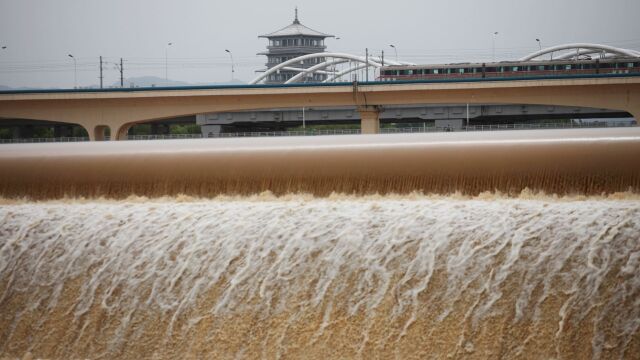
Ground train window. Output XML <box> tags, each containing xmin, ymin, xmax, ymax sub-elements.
<box><xmin>433</xmin><ymin>69</ymin><xmax>439</xmax><ymax>74</ymax></box>
<box><xmin>458</xmin><ymin>68</ymin><xmax>465</xmax><ymax>74</ymax></box>
<box><xmin>512</xmin><ymin>66</ymin><xmax>519</xmax><ymax>71</ymax></box>
<box><xmin>486</xmin><ymin>67</ymin><xmax>496</xmax><ymax>72</ymax></box>
<box><xmin>537</xmin><ymin>65</ymin><xmax>545</xmax><ymax>71</ymax></box>
<box><xmin>628</xmin><ymin>63</ymin><xmax>635</xmax><ymax>68</ymax></box>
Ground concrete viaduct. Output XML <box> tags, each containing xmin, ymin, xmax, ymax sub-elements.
<box><xmin>0</xmin><ymin>75</ymin><xmax>639</xmax><ymax>141</ymax></box>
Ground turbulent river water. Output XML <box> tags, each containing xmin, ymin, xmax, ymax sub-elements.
<box><xmin>1</xmin><ymin>129</ymin><xmax>640</xmax><ymax>359</ymax></box>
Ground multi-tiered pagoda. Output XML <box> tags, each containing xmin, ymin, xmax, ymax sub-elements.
<box><xmin>258</xmin><ymin>9</ymin><xmax>334</xmax><ymax>84</ymax></box>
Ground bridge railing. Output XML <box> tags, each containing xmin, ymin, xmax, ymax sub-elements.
<box><xmin>0</xmin><ymin>136</ymin><xmax>90</xmax><ymax>144</ymax></box>
<box><xmin>127</xmin><ymin>129</ymin><xmax>362</xmax><ymax>140</ymax></box>
<box><xmin>0</xmin><ymin>121</ymin><xmax>636</xmax><ymax>144</ymax></box>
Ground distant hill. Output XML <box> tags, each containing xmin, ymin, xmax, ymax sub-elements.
<box><xmin>0</xmin><ymin>85</ymin><xmax>51</xmax><ymax>91</ymax></box>
<box><xmin>114</xmin><ymin>76</ymin><xmax>246</xmax><ymax>88</ymax></box>
<box><xmin>0</xmin><ymin>77</ymin><xmax>247</xmax><ymax>91</ymax></box>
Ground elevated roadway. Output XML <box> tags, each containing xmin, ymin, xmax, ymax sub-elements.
<box><xmin>1</xmin><ymin>74</ymin><xmax>639</xmax><ymax>140</ymax></box>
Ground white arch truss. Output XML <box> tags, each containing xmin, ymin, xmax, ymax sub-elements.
<box><xmin>323</xmin><ymin>63</ymin><xmax>369</xmax><ymax>83</ymax></box>
<box><xmin>281</xmin><ymin>67</ymin><xmax>338</xmax><ymax>75</ymax></box>
<box><xmin>250</xmin><ymin>52</ymin><xmax>407</xmax><ymax>84</ymax></box>
<box><xmin>519</xmin><ymin>43</ymin><xmax>640</xmax><ymax>61</ymax></box>
<box><xmin>285</xmin><ymin>58</ymin><xmax>349</xmax><ymax>84</ymax></box>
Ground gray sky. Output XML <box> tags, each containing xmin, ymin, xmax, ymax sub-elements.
<box><xmin>1</xmin><ymin>0</ymin><xmax>639</xmax><ymax>88</ymax></box>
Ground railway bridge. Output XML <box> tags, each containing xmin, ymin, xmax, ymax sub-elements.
<box><xmin>0</xmin><ymin>74</ymin><xmax>639</xmax><ymax>140</ymax></box>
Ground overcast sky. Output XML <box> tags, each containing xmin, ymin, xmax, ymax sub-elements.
<box><xmin>1</xmin><ymin>0</ymin><xmax>639</xmax><ymax>88</ymax></box>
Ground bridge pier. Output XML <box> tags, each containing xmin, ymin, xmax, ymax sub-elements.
<box><xmin>359</xmin><ymin>106</ymin><xmax>380</xmax><ymax>134</ymax></box>
<box><xmin>630</xmin><ymin>107</ymin><xmax>640</xmax><ymax>124</ymax></box>
<box><xmin>92</xmin><ymin>125</ymin><xmax>110</xmax><ymax>141</ymax></box>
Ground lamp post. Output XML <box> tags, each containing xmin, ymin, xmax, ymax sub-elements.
<box><xmin>389</xmin><ymin>44</ymin><xmax>398</xmax><ymax>62</ymax></box>
<box><xmin>492</xmin><ymin>32</ymin><xmax>499</xmax><ymax>62</ymax></box>
<box><xmin>225</xmin><ymin>49</ymin><xmax>235</xmax><ymax>81</ymax></box>
<box><xmin>536</xmin><ymin>38</ymin><xmax>542</xmax><ymax>51</ymax></box>
<box><xmin>68</xmin><ymin>54</ymin><xmax>77</xmax><ymax>89</ymax></box>
<box><xmin>165</xmin><ymin>42</ymin><xmax>172</xmax><ymax>86</ymax></box>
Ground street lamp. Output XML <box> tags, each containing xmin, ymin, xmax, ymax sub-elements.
<box><xmin>536</xmin><ymin>38</ymin><xmax>542</xmax><ymax>51</ymax></box>
<box><xmin>165</xmin><ymin>42</ymin><xmax>173</xmax><ymax>86</ymax></box>
<box><xmin>389</xmin><ymin>44</ymin><xmax>398</xmax><ymax>62</ymax></box>
<box><xmin>68</xmin><ymin>54</ymin><xmax>77</xmax><ymax>89</ymax></box>
<box><xmin>225</xmin><ymin>49</ymin><xmax>235</xmax><ymax>81</ymax></box>
<box><xmin>492</xmin><ymin>32</ymin><xmax>499</xmax><ymax>62</ymax></box>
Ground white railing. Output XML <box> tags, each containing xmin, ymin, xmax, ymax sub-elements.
<box><xmin>0</xmin><ymin>121</ymin><xmax>635</xmax><ymax>144</ymax></box>
<box><xmin>380</xmin><ymin>121</ymin><xmax>636</xmax><ymax>134</ymax></box>
<box><xmin>128</xmin><ymin>129</ymin><xmax>362</xmax><ymax>140</ymax></box>
<box><xmin>0</xmin><ymin>136</ymin><xmax>90</xmax><ymax>144</ymax></box>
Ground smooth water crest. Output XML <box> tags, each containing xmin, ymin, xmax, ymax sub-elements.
<box><xmin>1</xmin><ymin>128</ymin><xmax>640</xmax><ymax>359</ymax></box>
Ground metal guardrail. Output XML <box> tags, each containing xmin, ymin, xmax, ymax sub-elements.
<box><xmin>0</xmin><ymin>122</ymin><xmax>636</xmax><ymax>144</ymax></box>
<box><xmin>127</xmin><ymin>129</ymin><xmax>362</xmax><ymax>140</ymax></box>
<box><xmin>380</xmin><ymin>121</ymin><xmax>637</xmax><ymax>134</ymax></box>
<box><xmin>1</xmin><ymin>72</ymin><xmax>639</xmax><ymax>95</ymax></box>
<box><xmin>0</xmin><ymin>136</ymin><xmax>90</xmax><ymax>144</ymax></box>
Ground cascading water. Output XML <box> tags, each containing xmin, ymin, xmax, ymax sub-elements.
<box><xmin>1</xmin><ymin>128</ymin><xmax>640</xmax><ymax>359</ymax></box>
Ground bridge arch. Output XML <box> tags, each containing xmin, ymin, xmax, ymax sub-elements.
<box><xmin>285</xmin><ymin>58</ymin><xmax>349</xmax><ymax>84</ymax></box>
<box><xmin>250</xmin><ymin>52</ymin><xmax>406</xmax><ymax>85</ymax></box>
<box><xmin>0</xmin><ymin>117</ymin><xmax>91</xmax><ymax>140</ymax></box>
<box><xmin>519</xmin><ymin>43</ymin><xmax>640</xmax><ymax>61</ymax></box>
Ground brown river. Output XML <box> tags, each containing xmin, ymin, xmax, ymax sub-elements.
<box><xmin>1</xmin><ymin>128</ymin><xmax>639</xmax><ymax>359</ymax></box>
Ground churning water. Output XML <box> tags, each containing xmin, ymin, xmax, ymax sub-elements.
<box><xmin>1</xmin><ymin>129</ymin><xmax>640</xmax><ymax>359</ymax></box>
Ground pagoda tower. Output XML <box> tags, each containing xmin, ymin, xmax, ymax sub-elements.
<box><xmin>258</xmin><ymin>8</ymin><xmax>334</xmax><ymax>84</ymax></box>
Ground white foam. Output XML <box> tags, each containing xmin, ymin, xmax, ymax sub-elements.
<box><xmin>1</xmin><ymin>197</ymin><xmax>639</xmax><ymax>357</ymax></box>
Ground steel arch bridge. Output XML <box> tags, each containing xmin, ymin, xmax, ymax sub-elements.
<box><xmin>519</xmin><ymin>43</ymin><xmax>640</xmax><ymax>61</ymax></box>
<box><xmin>250</xmin><ymin>52</ymin><xmax>415</xmax><ymax>85</ymax></box>
<box><xmin>250</xmin><ymin>43</ymin><xmax>639</xmax><ymax>85</ymax></box>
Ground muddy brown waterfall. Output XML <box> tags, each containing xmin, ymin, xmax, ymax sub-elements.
<box><xmin>1</xmin><ymin>128</ymin><xmax>640</xmax><ymax>359</ymax></box>
<box><xmin>1</xmin><ymin>128</ymin><xmax>640</xmax><ymax>199</ymax></box>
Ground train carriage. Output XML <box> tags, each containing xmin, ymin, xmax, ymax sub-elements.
<box><xmin>379</xmin><ymin>57</ymin><xmax>640</xmax><ymax>81</ymax></box>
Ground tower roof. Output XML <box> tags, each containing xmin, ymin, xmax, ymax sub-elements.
<box><xmin>259</xmin><ymin>8</ymin><xmax>334</xmax><ymax>38</ymax></box>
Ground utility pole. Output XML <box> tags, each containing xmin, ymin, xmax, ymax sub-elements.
<box><xmin>68</xmin><ymin>54</ymin><xmax>77</xmax><ymax>89</ymax></box>
<box><xmin>381</xmin><ymin>50</ymin><xmax>384</xmax><ymax>81</ymax></box>
<box><xmin>225</xmin><ymin>49</ymin><xmax>235</xmax><ymax>81</ymax></box>
<box><xmin>466</xmin><ymin>103</ymin><xmax>469</xmax><ymax>128</ymax></box>
<box><xmin>120</xmin><ymin>58</ymin><xmax>124</xmax><ymax>87</ymax></box>
<box><xmin>99</xmin><ymin>56</ymin><xmax>103</xmax><ymax>89</ymax></box>
<box><xmin>492</xmin><ymin>32</ymin><xmax>499</xmax><ymax>62</ymax></box>
<box><xmin>365</xmin><ymin>48</ymin><xmax>369</xmax><ymax>82</ymax></box>
<box><xmin>389</xmin><ymin>44</ymin><xmax>398</xmax><ymax>62</ymax></box>
<box><xmin>165</xmin><ymin>42</ymin><xmax>172</xmax><ymax>86</ymax></box>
